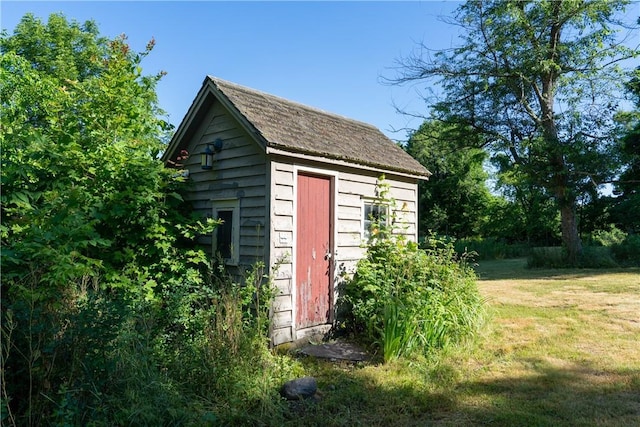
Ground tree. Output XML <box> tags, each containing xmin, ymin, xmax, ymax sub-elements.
<box><xmin>611</xmin><ymin>65</ymin><xmax>640</xmax><ymax>233</ymax></box>
<box><xmin>1</xmin><ymin>14</ymin><xmax>211</xmax><ymax>423</ymax></box>
<box><xmin>488</xmin><ymin>162</ymin><xmax>561</xmax><ymax>245</ymax></box>
<box><xmin>391</xmin><ymin>0</ymin><xmax>638</xmax><ymax>263</ymax></box>
<box><xmin>406</xmin><ymin>120</ymin><xmax>494</xmax><ymax>238</ymax></box>
<box><xmin>1</xmin><ymin>13</ymin><xmax>186</xmax><ymax>298</ymax></box>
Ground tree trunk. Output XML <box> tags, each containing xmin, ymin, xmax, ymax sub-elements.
<box><xmin>559</xmin><ymin>199</ymin><xmax>583</xmax><ymax>265</ymax></box>
<box><xmin>553</xmin><ymin>171</ymin><xmax>583</xmax><ymax>264</ymax></box>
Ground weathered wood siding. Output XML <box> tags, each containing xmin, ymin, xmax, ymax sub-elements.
<box><xmin>182</xmin><ymin>101</ymin><xmax>268</xmax><ymax>267</ymax></box>
<box><xmin>269</xmin><ymin>161</ymin><xmax>295</xmax><ymax>344</ymax></box>
<box><xmin>336</xmin><ymin>168</ymin><xmax>417</xmax><ymax>272</ymax></box>
<box><xmin>177</xmin><ymin>100</ymin><xmax>419</xmax><ymax>347</ymax></box>
<box><xmin>268</xmin><ymin>157</ymin><xmax>419</xmax><ymax>345</ymax></box>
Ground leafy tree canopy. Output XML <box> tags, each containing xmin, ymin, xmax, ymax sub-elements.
<box><xmin>391</xmin><ymin>0</ymin><xmax>639</xmax><ymax>263</ymax></box>
<box><xmin>611</xmin><ymin>65</ymin><xmax>640</xmax><ymax>232</ymax></box>
<box><xmin>1</xmin><ymin>13</ymin><xmax>204</xmax><ymax>301</ymax></box>
<box><xmin>406</xmin><ymin>120</ymin><xmax>493</xmax><ymax>238</ymax></box>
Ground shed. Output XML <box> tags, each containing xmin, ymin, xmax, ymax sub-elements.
<box><xmin>162</xmin><ymin>76</ymin><xmax>430</xmax><ymax>345</ymax></box>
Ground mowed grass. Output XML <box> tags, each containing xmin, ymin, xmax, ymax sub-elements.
<box><xmin>290</xmin><ymin>259</ymin><xmax>640</xmax><ymax>426</ymax></box>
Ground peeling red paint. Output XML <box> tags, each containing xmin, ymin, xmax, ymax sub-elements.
<box><xmin>296</xmin><ymin>174</ymin><xmax>331</xmax><ymax>329</ymax></box>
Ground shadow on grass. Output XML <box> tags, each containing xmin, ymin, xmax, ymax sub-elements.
<box><xmin>284</xmin><ymin>357</ymin><xmax>640</xmax><ymax>427</ymax></box>
<box><xmin>474</xmin><ymin>258</ymin><xmax>640</xmax><ymax>281</ymax></box>
<box><xmin>280</xmin><ymin>357</ymin><xmax>455</xmax><ymax>426</ymax></box>
<box><xmin>454</xmin><ymin>359</ymin><xmax>640</xmax><ymax>427</ymax></box>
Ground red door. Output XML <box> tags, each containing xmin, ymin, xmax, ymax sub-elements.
<box><xmin>296</xmin><ymin>173</ymin><xmax>332</xmax><ymax>329</ymax></box>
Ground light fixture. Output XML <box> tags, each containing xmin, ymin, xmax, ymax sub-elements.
<box><xmin>201</xmin><ymin>144</ymin><xmax>214</xmax><ymax>170</ymax></box>
<box><xmin>200</xmin><ymin>138</ymin><xmax>223</xmax><ymax>170</ymax></box>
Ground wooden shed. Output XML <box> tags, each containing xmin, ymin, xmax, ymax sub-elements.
<box><xmin>162</xmin><ymin>76</ymin><xmax>430</xmax><ymax>345</ymax></box>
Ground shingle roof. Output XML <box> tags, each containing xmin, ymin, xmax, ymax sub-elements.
<box><xmin>209</xmin><ymin>76</ymin><xmax>430</xmax><ymax>178</ymax></box>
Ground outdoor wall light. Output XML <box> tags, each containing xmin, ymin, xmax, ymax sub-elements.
<box><xmin>200</xmin><ymin>144</ymin><xmax>214</xmax><ymax>170</ymax></box>
<box><xmin>200</xmin><ymin>139</ymin><xmax>223</xmax><ymax>170</ymax></box>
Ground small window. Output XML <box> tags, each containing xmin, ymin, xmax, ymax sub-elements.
<box><xmin>212</xmin><ymin>199</ymin><xmax>240</xmax><ymax>264</ymax></box>
<box><xmin>362</xmin><ymin>201</ymin><xmax>389</xmax><ymax>240</ymax></box>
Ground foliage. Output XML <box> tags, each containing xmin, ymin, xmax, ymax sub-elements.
<box><xmin>454</xmin><ymin>236</ymin><xmax>530</xmax><ymax>260</ymax></box>
<box><xmin>0</xmin><ymin>13</ymin><xmax>205</xmax><ymax>302</ymax></box>
<box><xmin>0</xmin><ymin>258</ymin><xmax>296</xmax><ymax>425</ymax></box>
<box><xmin>611</xmin><ymin>65</ymin><xmax>640</xmax><ymax>234</ymax></box>
<box><xmin>528</xmin><ymin>245</ymin><xmax>619</xmax><ymax>269</ymax></box>
<box><xmin>405</xmin><ymin>120</ymin><xmax>494</xmax><ymax>238</ymax></box>
<box><xmin>0</xmin><ymin>13</ymin><xmax>301</xmax><ymax>426</ymax></box>
<box><xmin>338</xmin><ymin>179</ymin><xmax>485</xmax><ymax>362</ymax></box>
<box><xmin>0</xmin><ymin>13</ymin><xmax>212</xmax><ymax>424</ymax></box>
<box><xmin>529</xmin><ymin>225</ymin><xmax>640</xmax><ymax>268</ymax></box>
<box><xmin>391</xmin><ymin>0</ymin><xmax>639</xmax><ymax>264</ymax></box>
<box><xmin>610</xmin><ymin>234</ymin><xmax>640</xmax><ymax>266</ymax></box>
<box><xmin>587</xmin><ymin>226</ymin><xmax>627</xmax><ymax>247</ymax></box>
<box><xmin>489</xmin><ymin>158</ymin><xmax>562</xmax><ymax>245</ymax></box>
<box><xmin>154</xmin><ymin>260</ymin><xmax>298</xmax><ymax>426</ymax></box>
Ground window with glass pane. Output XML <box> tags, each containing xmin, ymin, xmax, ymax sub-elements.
<box><xmin>363</xmin><ymin>203</ymin><xmax>388</xmax><ymax>239</ymax></box>
<box><xmin>216</xmin><ymin>210</ymin><xmax>233</xmax><ymax>259</ymax></box>
<box><xmin>212</xmin><ymin>199</ymin><xmax>239</xmax><ymax>264</ymax></box>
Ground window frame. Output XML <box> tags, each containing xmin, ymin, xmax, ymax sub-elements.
<box><xmin>361</xmin><ymin>199</ymin><xmax>390</xmax><ymax>241</ymax></box>
<box><xmin>212</xmin><ymin>199</ymin><xmax>240</xmax><ymax>265</ymax></box>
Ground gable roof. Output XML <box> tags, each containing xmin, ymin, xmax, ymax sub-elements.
<box><xmin>164</xmin><ymin>76</ymin><xmax>431</xmax><ymax>178</ymax></box>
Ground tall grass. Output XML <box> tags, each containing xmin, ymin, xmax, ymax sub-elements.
<box><xmin>528</xmin><ymin>227</ymin><xmax>640</xmax><ymax>268</ymax></box>
<box><xmin>382</xmin><ymin>301</ymin><xmax>418</xmax><ymax>363</ymax></box>
<box><xmin>1</xmin><ymin>260</ymin><xmax>301</xmax><ymax>426</ymax></box>
<box><xmin>339</xmin><ymin>233</ymin><xmax>486</xmax><ymax>362</ymax></box>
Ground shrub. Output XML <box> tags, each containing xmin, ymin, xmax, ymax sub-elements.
<box><xmin>338</xmin><ymin>179</ymin><xmax>485</xmax><ymax>362</ymax></box>
<box><xmin>528</xmin><ymin>246</ymin><xmax>619</xmax><ymax>268</ymax></box>
<box><xmin>579</xmin><ymin>246</ymin><xmax>618</xmax><ymax>268</ymax></box>
<box><xmin>588</xmin><ymin>226</ymin><xmax>627</xmax><ymax>247</ymax></box>
<box><xmin>0</xmin><ymin>15</ymin><xmax>298</xmax><ymax>425</ymax></box>
<box><xmin>454</xmin><ymin>236</ymin><xmax>530</xmax><ymax>260</ymax></box>
<box><xmin>340</xmin><ymin>233</ymin><xmax>485</xmax><ymax>362</ymax></box>
<box><xmin>0</xmin><ymin>258</ymin><xmax>298</xmax><ymax>426</ymax></box>
<box><xmin>611</xmin><ymin>234</ymin><xmax>640</xmax><ymax>266</ymax></box>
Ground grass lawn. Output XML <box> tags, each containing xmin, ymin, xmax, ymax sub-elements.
<box><xmin>289</xmin><ymin>259</ymin><xmax>640</xmax><ymax>426</ymax></box>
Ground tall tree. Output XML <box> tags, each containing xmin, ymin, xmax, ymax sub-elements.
<box><xmin>611</xmin><ymin>65</ymin><xmax>640</xmax><ymax>232</ymax></box>
<box><xmin>391</xmin><ymin>0</ymin><xmax>638</xmax><ymax>263</ymax></box>
<box><xmin>406</xmin><ymin>120</ymin><xmax>493</xmax><ymax>238</ymax></box>
<box><xmin>490</xmin><ymin>154</ymin><xmax>561</xmax><ymax>245</ymax></box>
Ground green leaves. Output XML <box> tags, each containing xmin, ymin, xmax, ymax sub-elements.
<box><xmin>392</xmin><ymin>0</ymin><xmax>638</xmax><ymax>260</ymax></box>
<box><xmin>406</xmin><ymin>120</ymin><xmax>494</xmax><ymax>238</ymax></box>
<box><xmin>0</xmin><ymin>13</ymin><xmax>233</xmax><ymax>425</ymax></box>
<box><xmin>1</xmin><ymin>13</ymin><xmax>205</xmax><ymax>301</ymax></box>
<box><xmin>338</xmin><ymin>179</ymin><xmax>485</xmax><ymax>362</ymax></box>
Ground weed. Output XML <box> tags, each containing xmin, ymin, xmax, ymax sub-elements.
<box><xmin>338</xmin><ymin>177</ymin><xmax>486</xmax><ymax>362</ymax></box>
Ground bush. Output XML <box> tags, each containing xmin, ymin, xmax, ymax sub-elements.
<box><xmin>339</xmin><ymin>233</ymin><xmax>485</xmax><ymax>362</ymax></box>
<box><xmin>587</xmin><ymin>226</ymin><xmax>627</xmax><ymax>247</ymax></box>
<box><xmin>528</xmin><ymin>246</ymin><xmax>619</xmax><ymax>268</ymax></box>
<box><xmin>0</xmin><ymin>15</ymin><xmax>298</xmax><ymax>424</ymax></box>
<box><xmin>611</xmin><ymin>234</ymin><xmax>640</xmax><ymax>266</ymax></box>
<box><xmin>1</xmin><ymin>260</ymin><xmax>299</xmax><ymax>426</ymax></box>
<box><xmin>338</xmin><ymin>179</ymin><xmax>485</xmax><ymax>362</ymax></box>
<box><xmin>454</xmin><ymin>236</ymin><xmax>530</xmax><ymax>260</ymax></box>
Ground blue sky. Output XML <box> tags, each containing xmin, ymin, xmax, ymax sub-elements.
<box><xmin>2</xmin><ymin>1</ymin><xmax>465</xmax><ymax>141</ymax></box>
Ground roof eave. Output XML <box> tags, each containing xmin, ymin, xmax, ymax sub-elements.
<box><xmin>266</xmin><ymin>145</ymin><xmax>431</xmax><ymax>180</ymax></box>
<box><xmin>162</xmin><ymin>77</ymin><xmax>270</xmax><ymax>164</ymax></box>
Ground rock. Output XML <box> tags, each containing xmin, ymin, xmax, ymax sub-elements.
<box><xmin>280</xmin><ymin>377</ymin><xmax>318</xmax><ymax>400</ymax></box>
